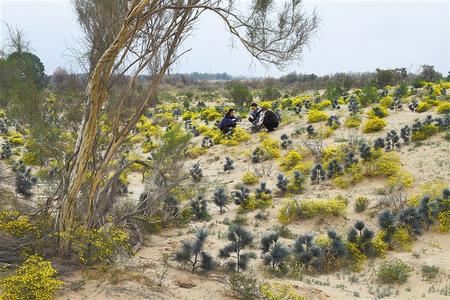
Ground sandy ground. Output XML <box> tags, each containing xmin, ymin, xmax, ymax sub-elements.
<box><xmin>53</xmin><ymin>103</ymin><xmax>449</xmax><ymax>300</ymax></box>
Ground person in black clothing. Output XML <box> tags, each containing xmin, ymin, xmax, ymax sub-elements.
<box><xmin>218</xmin><ymin>108</ymin><xmax>237</xmax><ymax>133</ymax></box>
<box><xmin>255</xmin><ymin>107</ymin><xmax>279</xmax><ymax>132</ymax></box>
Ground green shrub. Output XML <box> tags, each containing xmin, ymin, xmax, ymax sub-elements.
<box><xmin>377</xmin><ymin>259</ymin><xmax>412</xmax><ymax>284</ymax></box>
<box><xmin>228</xmin><ymin>271</ymin><xmax>260</xmax><ymax>299</ymax></box>
<box><xmin>421</xmin><ymin>265</ymin><xmax>440</xmax><ymax>281</ymax></box>
<box><xmin>307</xmin><ymin>109</ymin><xmax>329</xmax><ymax>123</ymax></box>
<box><xmin>354</xmin><ymin>196</ymin><xmax>370</xmax><ymax>213</ymax></box>
<box><xmin>0</xmin><ymin>255</ymin><xmax>63</xmax><ymax>300</ymax></box>
<box><xmin>363</xmin><ymin>117</ymin><xmax>387</xmax><ymax>133</ymax></box>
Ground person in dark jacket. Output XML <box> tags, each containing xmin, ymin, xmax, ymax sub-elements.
<box><xmin>218</xmin><ymin>108</ymin><xmax>237</xmax><ymax>133</ymax></box>
<box><xmin>255</xmin><ymin>107</ymin><xmax>279</xmax><ymax>132</ymax></box>
<box><xmin>248</xmin><ymin>102</ymin><xmax>261</xmax><ymax>126</ymax></box>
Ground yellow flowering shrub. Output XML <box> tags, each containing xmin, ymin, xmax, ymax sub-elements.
<box><xmin>436</xmin><ymin>101</ymin><xmax>450</xmax><ymax>114</ymax></box>
<box><xmin>260</xmin><ymin>135</ymin><xmax>280</xmax><ymax>158</ymax></box>
<box><xmin>186</xmin><ymin>146</ymin><xmax>207</xmax><ymax>158</ymax></box>
<box><xmin>277</xmin><ymin>199</ymin><xmax>299</xmax><ymax>225</ymax></box>
<box><xmin>346</xmin><ymin>242</ymin><xmax>366</xmax><ymax>272</ymax></box>
<box><xmin>372</xmin><ymin>152</ymin><xmax>401</xmax><ymax>176</ymax></box>
<box><xmin>391</xmin><ymin>227</ymin><xmax>413</xmax><ymax>252</ymax></box>
<box><xmin>411</xmin><ymin>124</ymin><xmax>439</xmax><ymax>141</ymax></box>
<box><xmin>344</xmin><ymin>115</ymin><xmax>361</xmax><ymax>128</ymax></box>
<box><xmin>260</xmin><ymin>283</ymin><xmax>306</xmax><ymax>300</ymax></box>
<box><xmin>61</xmin><ymin>223</ymin><xmax>130</xmax><ymax>265</ymax></box>
<box><xmin>332</xmin><ymin>164</ymin><xmax>364</xmax><ymax>189</ymax></box>
<box><xmin>368</xmin><ymin>106</ymin><xmax>388</xmax><ymax>119</ymax></box>
<box><xmin>307</xmin><ymin>109</ymin><xmax>329</xmax><ymax>123</ymax></box>
<box><xmin>291</xmin><ymin>161</ymin><xmax>314</xmax><ymax>175</ymax></box>
<box><xmin>260</xmin><ymin>101</ymin><xmax>273</xmax><ymax>109</ymax></box>
<box><xmin>321</xmin><ymin>145</ymin><xmax>346</xmax><ymax>167</ymax></box>
<box><xmin>416</xmin><ymin>102</ymin><xmax>432</xmax><ymax>113</ymax></box>
<box><xmin>380</xmin><ymin>95</ymin><xmax>394</xmax><ymax>108</ymax></box>
<box><xmin>298</xmin><ymin>196</ymin><xmax>348</xmax><ymax>219</ymax></box>
<box><xmin>200</xmin><ymin>107</ymin><xmax>222</xmax><ymax>121</ymax></box>
<box><xmin>8</xmin><ymin>131</ymin><xmax>25</xmax><ymax>146</ymax></box>
<box><xmin>0</xmin><ymin>255</ymin><xmax>63</xmax><ymax>300</ymax></box>
<box><xmin>407</xmin><ymin>180</ymin><xmax>448</xmax><ymax>206</ymax></box>
<box><xmin>315</xmin><ymin>100</ymin><xmax>332</xmax><ymax>110</ymax></box>
<box><xmin>372</xmin><ymin>231</ymin><xmax>388</xmax><ymax>258</ymax></box>
<box><xmin>438</xmin><ymin>211</ymin><xmax>450</xmax><ymax>233</ymax></box>
<box><xmin>242</xmin><ymin>171</ymin><xmax>259</xmax><ymax>185</ymax></box>
<box><xmin>279</xmin><ymin>150</ymin><xmax>303</xmax><ymax>171</ymax></box>
<box><xmin>363</xmin><ymin>117</ymin><xmax>387</xmax><ymax>133</ymax></box>
<box><xmin>0</xmin><ymin>210</ymin><xmax>35</xmax><ymax>237</ymax></box>
<box><xmin>239</xmin><ymin>192</ymin><xmax>272</xmax><ymax>211</ymax></box>
<box><xmin>385</xmin><ymin>171</ymin><xmax>414</xmax><ymax>191</ymax></box>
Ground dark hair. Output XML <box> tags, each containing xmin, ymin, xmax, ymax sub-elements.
<box><xmin>251</xmin><ymin>103</ymin><xmax>258</xmax><ymax>107</ymax></box>
<box><xmin>227</xmin><ymin>108</ymin><xmax>234</xmax><ymax>115</ymax></box>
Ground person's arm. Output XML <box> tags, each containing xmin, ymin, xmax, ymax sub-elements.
<box><xmin>256</xmin><ymin>111</ymin><xmax>265</xmax><ymax>126</ymax></box>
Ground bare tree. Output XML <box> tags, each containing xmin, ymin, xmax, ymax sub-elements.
<box><xmin>2</xmin><ymin>23</ymin><xmax>31</xmax><ymax>54</ymax></box>
<box><xmin>56</xmin><ymin>0</ymin><xmax>319</xmax><ymax>256</ymax></box>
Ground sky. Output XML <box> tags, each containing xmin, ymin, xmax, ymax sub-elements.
<box><xmin>0</xmin><ymin>0</ymin><xmax>449</xmax><ymax>77</ymax></box>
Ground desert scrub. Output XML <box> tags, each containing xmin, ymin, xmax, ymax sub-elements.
<box><xmin>0</xmin><ymin>255</ymin><xmax>63</xmax><ymax>300</ymax></box>
<box><xmin>354</xmin><ymin>196</ymin><xmax>370</xmax><ymax>213</ymax></box>
<box><xmin>279</xmin><ymin>150</ymin><xmax>303</xmax><ymax>171</ymax></box>
<box><xmin>260</xmin><ymin>283</ymin><xmax>306</xmax><ymax>300</ymax></box>
<box><xmin>436</xmin><ymin>101</ymin><xmax>450</xmax><ymax>114</ymax></box>
<box><xmin>363</xmin><ymin>117</ymin><xmax>387</xmax><ymax>133</ymax></box>
<box><xmin>307</xmin><ymin>109</ymin><xmax>329</xmax><ymax>123</ymax></box>
<box><xmin>344</xmin><ymin>115</ymin><xmax>361</xmax><ymax>128</ymax></box>
<box><xmin>241</xmin><ymin>171</ymin><xmax>259</xmax><ymax>185</ymax></box>
<box><xmin>377</xmin><ymin>259</ymin><xmax>412</xmax><ymax>284</ymax></box>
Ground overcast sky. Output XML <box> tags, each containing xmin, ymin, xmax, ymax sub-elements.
<box><xmin>0</xmin><ymin>0</ymin><xmax>449</xmax><ymax>77</ymax></box>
